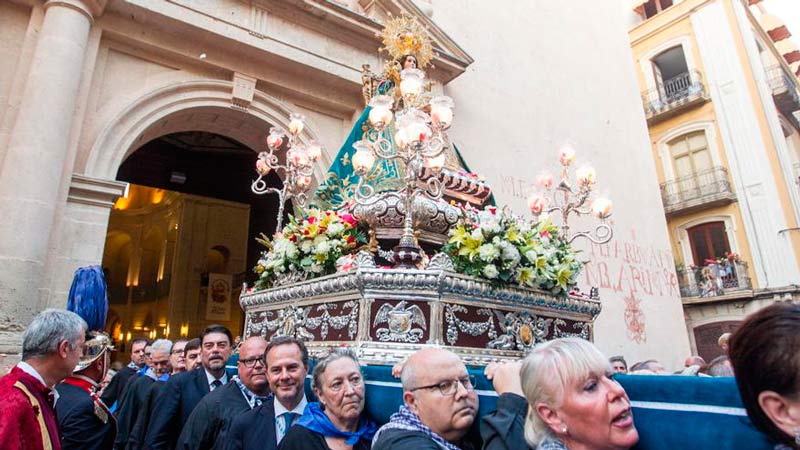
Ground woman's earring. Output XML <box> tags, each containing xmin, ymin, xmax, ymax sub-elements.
<box><xmin>561</xmin><ymin>426</ymin><xmax>568</xmax><ymax>434</ymax></box>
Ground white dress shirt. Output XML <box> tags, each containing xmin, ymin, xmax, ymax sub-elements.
<box><xmin>204</xmin><ymin>368</ymin><xmax>228</xmax><ymax>391</ymax></box>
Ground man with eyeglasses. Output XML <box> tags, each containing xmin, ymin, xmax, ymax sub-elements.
<box><xmin>373</xmin><ymin>348</ymin><xmax>479</xmax><ymax>450</ymax></box>
<box><xmin>170</xmin><ymin>339</ymin><xmax>189</xmax><ymax>375</ymax></box>
<box><xmin>177</xmin><ymin>336</ymin><xmax>269</xmax><ymax>450</ymax></box>
<box><xmin>145</xmin><ymin>324</ymin><xmax>234</xmax><ymax>450</ymax></box>
<box><xmin>224</xmin><ymin>336</ymin><xmax>310</xmax><ymax>450</ymax></box>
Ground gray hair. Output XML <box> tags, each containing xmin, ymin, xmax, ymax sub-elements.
<box><xmin>312</xmin><ymin>347</ymin><xmax>360</xmax><ymax>392</ymax></box>
<box><xmin>521</xmin><ymin>338</ymin><xmax>611</xmax><ymax>447</ymax></box>
<box><xmin>706</xmin><ymin>355</ymin><xmax>734</xmax><ymax>377</ymax></box>
<box><xmin>22</xmin><ymin>309</ymin><xmax>87</xmax><ymax>360</ymax></box>
<box><xmin>149</xmin><ymin>339</ymin><xmax>173</xmax><ymax>356</ymax></box>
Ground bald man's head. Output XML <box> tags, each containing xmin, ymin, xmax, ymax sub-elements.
<box><xmin>401</xmin><ymin>348</ymin><xmax>478</xmax><ymax>444</ymax></box>
<box><xmin>238</xmin><ymin>336</ymin><xmax>268</xmax><ymax>395</ymax></box>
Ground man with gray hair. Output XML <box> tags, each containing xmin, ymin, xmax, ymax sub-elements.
<box><xmin>116</xmin><ymin>338</ymin><xmax>173</xmax><ymax>450</ymax></box>
<box><xmin>0</xmin><ymin>308</ymin><xmax>87</xmax><ymax>450</ymax></box>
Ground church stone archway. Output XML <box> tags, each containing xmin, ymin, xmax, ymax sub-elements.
<box><xmin>75</xmin><ymin>80</ymin><xmax>331</xmax><ymax>361</ymax></box>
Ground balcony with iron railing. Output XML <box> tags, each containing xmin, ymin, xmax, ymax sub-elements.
<box><xmin>766</xmin><ymin>65</ymin><xmax>800</xmax><ymax>126</ymax></box>
<box><xmin>641</xmin><ymin>70</ymin><xmax>710</xmax><ymax>124</ymax></box>
<box><xmin>678</xmin><ymin>260</ymin><xmax>752</xmax><ymax>301</ymax></box>
<box><xmin>660</xmin><ymin>166</ymin><xmax>737</xmax><ymax>217</ymax></box>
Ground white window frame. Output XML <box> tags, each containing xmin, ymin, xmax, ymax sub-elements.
<box><xmin>656</xmin><ymin>121</ymin><xmax>724</xmax><ymax>181</ymax></box>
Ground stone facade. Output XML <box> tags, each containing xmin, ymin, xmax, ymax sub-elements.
<box><xmin>0</xmin><ymin>0</ymin><xmax>691</xmax><ymax>368</ymax></box>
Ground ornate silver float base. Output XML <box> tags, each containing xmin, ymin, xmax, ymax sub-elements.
<box><xmin>240</xmin><ymin>253</ymin><xmax>601</xmax><ymax>366</ymax></box>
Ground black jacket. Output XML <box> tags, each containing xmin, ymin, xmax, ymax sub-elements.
<box><xmin>128</xmin><ymin>379</ymin><xmax>168</xmax><ymax>450</ymax></box>
<box><xmin>177</xmin><ymin>381</ymin><xmax>252</xmax><ymax>450</ymax></box>
<box><xmin>101</xmin><ymin>365</ymin><xmax>137</xmax><ymax>408</ymax></box>
<box><xmin>115</xmin><ymin>375</ymin><xmax>154</xmax><ymax>449</ymax></box>
<box><xmin>479</xmin><ymin>393</ymin><xmax>530</xmax><ymax>450</ymax></box>
<box><xmin>223</xmin><ymin>399</ymin><xmax>278</xmax><ymax>450</ymax></box>
<box><xmin>278</xmin><ymin>424</ymin><xmax>371</xmax><ymax>450</ymax></box>
<box><xmin>144</xmin><ymin>369</ymin><xmax>214</xmax><ymax>450</ymax></box>
<box><xmin>56</xmin><ymin>381</ymin><xmax>116</xmax><ymax>450</ymax></box>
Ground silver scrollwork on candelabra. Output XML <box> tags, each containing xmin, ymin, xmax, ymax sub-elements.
<box><xmin>351</xmin><ymin>68</ymin><xmax>455</xmax><ymax>268</ymax></box>
<box><xmin>527</xmin><ymin>145</ymin><xmax>614</xmax><ymax>245</ymax></box>
<box><xmin>252</xmin><ymin>113</ymin><xmax>323</xmax><ymax>232</ymax></box>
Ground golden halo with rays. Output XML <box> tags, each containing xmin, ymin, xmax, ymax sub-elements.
<box><xmin>379</xmin><ymin>14</ymin><xmax>434</xmax><ymax>68</ymax></box>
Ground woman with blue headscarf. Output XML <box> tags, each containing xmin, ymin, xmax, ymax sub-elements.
<box><xmin>279</xmin><ymin>347</ymin><xmax>376</xmax><ymax>450</ymax></box>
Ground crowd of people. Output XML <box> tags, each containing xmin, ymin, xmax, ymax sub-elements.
<box><xmin>1</xmin><ymin>301</ymin><xmax>799</xmax><ymax>450</ymax></box>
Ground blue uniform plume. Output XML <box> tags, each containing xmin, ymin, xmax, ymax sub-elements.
<box><xmin>66</xmin><ymin>265</ymin><xmax>109</xmax><ymax>331</ymax></box>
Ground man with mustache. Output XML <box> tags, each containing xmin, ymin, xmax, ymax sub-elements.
<box><xmin>145</xmin><ymin>325</ymin><xmax>233</xmax><ymax>450</ymax></box>
<box><xmin>116</xmin><ymin>339</ymin><xmax>173</xmax><ymax>450</ymax></box>
<box><xmin>177</xmin><ymin>336</ymin><xmax>269</xmax><ymax>450</ymax></box>
<box><xmin>224</xmin><ymin>336</ymin><xmax>310</xmax><ymax>450</ymax></box>
<box><xmin>373</xmin><ymin>348</ymin><xmax>479</xmax><ymax>450</ymax></box>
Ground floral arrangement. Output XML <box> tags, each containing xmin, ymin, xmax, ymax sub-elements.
<box><xmin>441</xmin><ymin>207</ymin><xmax>585</xmax><ymax>296</ymax></box>
<box><xmin>253</xmin><ymin>210</ymin><xmax>369</xmax><ymax>290</ymax></box>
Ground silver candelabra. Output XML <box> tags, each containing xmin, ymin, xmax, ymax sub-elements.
<box><xmin>252</xmin><ymin>113</ymin><xmax>323</xmax><ymax>232</ymax></box>
<box><xmin>527</xmin><ymin>146</ymin><xmax>614</xmax><ymax>245</ymax></box>
<box><xmin>352</xmin><ymin>68</ymin><xmax>455</xmax><ymax>267</ymax></box>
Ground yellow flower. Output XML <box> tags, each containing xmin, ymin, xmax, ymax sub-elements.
<box><xmin>556</xmin><ymin>267</ymin><xmax>572</xmax><ymax>289</ymax></box>
<box><xmin>516</xmin><ymin>267</ymin><xmax>533</xmax><ymax>285</ymax></box>
<box><xmin>449</xmin><ymin>227</ymin><xmax>469</xmax><ymax>247</ymax></box>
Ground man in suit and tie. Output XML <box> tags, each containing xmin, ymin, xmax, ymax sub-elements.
<box><xmin>224</xmin><ymin>336</ymin><xmax>310</xmax><ymax>450</ymax></box>
<box><xmin>117</xmin><ymin>339</ymin><xmax>173</xmax><ymax>450</ymax></box>
<box><xmin>177</xmin><ymin>336</ymin><xmax>270</xmax><ymax>450</ymax></box>
<box><xmin>101</xmin><ymin>337</ymin><xmax>148</xmax><ymax>409</ymax></box>
<box><xmin>145</xmin><ymin>325</ymin><xmax>233</xmax><ymax>450</ymax></box>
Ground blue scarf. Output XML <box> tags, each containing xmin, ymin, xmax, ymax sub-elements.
<box><xmin>295</xmin><ymin>402</ymin><xmax>376</xmax><ymax>445</ymax></box>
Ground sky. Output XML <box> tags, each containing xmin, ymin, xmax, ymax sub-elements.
<box><xmin>762</xmin><ymin>0</ymin><xmax>800</xmax><ymax>48</ymax></box>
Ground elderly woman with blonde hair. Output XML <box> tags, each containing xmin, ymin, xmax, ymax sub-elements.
<box><xmin>520</xmin><ymin>338</ymin><xmax>639</xmax><ymax>450</ymax></box>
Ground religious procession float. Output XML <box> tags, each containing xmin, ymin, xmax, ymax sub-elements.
<box><xmin>239</xmin><ymin>15</ymin><xmax>614</xmax><ymax>367</ymax></box>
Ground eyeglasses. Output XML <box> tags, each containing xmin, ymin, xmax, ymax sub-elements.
<box><xmin>411</xmin><ymin>375</ymin><xmax>477</xmax><ymax>396</ymax></box>
<box><xmin>171</xmin><ymin>349</ymin><xmax>185</xmax><ymax>356</ymax></box>
<box><xmin>238</xmin><ymin>357</ymin><xmax>266</xmax><ymax>368</ymax></box>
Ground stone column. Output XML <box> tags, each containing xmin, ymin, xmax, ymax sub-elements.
<box><xmin>0</xmin><ymin>0</ymin><xmax>106</xmax><ymax>363</ymax></box>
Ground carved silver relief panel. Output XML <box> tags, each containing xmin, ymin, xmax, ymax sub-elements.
<box><xmin>373</xmin><ymin>300</ymin><xmax>427</xmax><ymax>343</ymax></box>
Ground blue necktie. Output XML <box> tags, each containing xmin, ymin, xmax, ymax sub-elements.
<box><xmin>280</xmin><ymin>412</ymin><xmax>298</xmax><ymax>440</ymax></box>
<box><xmin>211</xmin><ymin>379</ymin><xmax>222</xmax><ymax>391</ymax></box>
